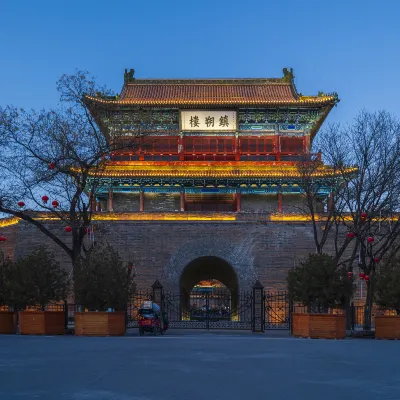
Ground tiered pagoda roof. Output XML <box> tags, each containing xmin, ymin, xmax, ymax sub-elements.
<box><xmin>88</xmin><ymin>161</ymin><xmax>356</xmax><ymax>179</ymax></box>
<box><xmin>88</xmin><ymin>78</ymin><xmax>337</xmax><ymax>108</ymax></box>
<box><xmin>86</xmin><ymin>78</ymin><xmax>337</xmax><ymax>108</ymax></box>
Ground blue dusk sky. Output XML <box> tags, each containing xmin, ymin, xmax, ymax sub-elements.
<box><xmin>1</xmin><ymin>0</ymin><xmax>399</xmax><ymax>125</ymax></box>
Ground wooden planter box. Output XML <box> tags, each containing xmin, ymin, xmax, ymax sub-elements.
<box><xmin>19</xmin><ymin>311</ymin><xmax>65</xmax><ymax>335</ymax></box>
<box><xmin>292</xmin><ymin>313</ymin><xmax>346</xmax><ymax>339</ymax></box>
<box><xmin>0</xmin><ymin>311</ymin><xmax>16</xmax><ymax>334</ymax></box>
<box><xmin>375</xmin><ymin>316</ymin><xmax>400</xmax><ymax>340</ymax></box>
<box><xmin>74</xmin><ymin>312</ymin><xmax>126</xmax><ymax>336</ymax></box>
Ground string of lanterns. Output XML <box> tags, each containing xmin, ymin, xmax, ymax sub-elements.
<box><xmin>3</xmin><ymin>160</ymin><xmax>93</xmax><ymax>241</ymax></box>
<box><xmin>12</xmin><ymin>197</ymin><xmax>93</xmax><ymax>235</ymax></box>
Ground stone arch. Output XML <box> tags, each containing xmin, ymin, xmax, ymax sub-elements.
<box><xmin>178</xmin><ymin>255</ymin><xmax>240</xmax><ymax>317</ymax></box>
<box><xmin>179</xmin><ymin>256</ymin><xmax>238</xmax><ymax>294</ymax></box>
<box><xmin>161</xmin><ymin>236</ymin><xmax>257</xmax><ymax>292</ymax></box>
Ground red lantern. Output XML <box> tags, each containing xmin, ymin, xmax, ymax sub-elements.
<box><xmin>65</xmin><ymin>226</ymin><xmax>72</xmax><ymax>233</ymax></box>
<box><xmin>128</xmin><ymin>265</ymin><xmax>133</xmax><ymax>272</ymax></box>
<box><xmin>52</xmin><ymin>200</ymin><xmax>59</xmax><ymax>208</ymax></box>
<box><xmin>347</xmin><ymin>272</ymin><xmax>353</xmax><ymax>279</ymax></box>
<box><xmin>367</xmin><ymin>237</ymin><xmax>374</xmax><ymax>243</ymax></box>
<box><xmin>85</xmin><ymin>227</ymin><xmax>91</xmax><ymax>234</ymax></box>
<box><xmin>48</xmin><ymin>162</ymin><xmax>56</xmax><ymax>170</ymax></box>
<box><xmin>361</xmin><ymin>212</ymin><xmax>367</xmax><ymax>219</ymax></box>
<box><xmin>364</xmin><ymin>275</ymin><xmax>370</xmax><ymax>282</ymax></box>
<box><xmin>373</xmin><ymin>257</ymin><xmax>380</xmax><ymax>263</ymax></box>
<box><xmin>17</xmin><ymin>201</ymin><xmax>25</xmax><ymax>208</ymax></box>
<box><xmin>0</xmin><ymin>236</ymin><xmax>6</xmax><ymax>242</ymax></box>
<box><xmin>346</xmin><ymin>232</ymin><xmax>355</xmax><ymax>239</ymax></box>
<box><xmin>42</xmin><ymin>195</ymin><xmax>49</xmax><ymax>203</ymax></box>
<box><xmin>359</xmin><ymin>272</ymin><xmax>366</xmax><ymax>279</ymax></box>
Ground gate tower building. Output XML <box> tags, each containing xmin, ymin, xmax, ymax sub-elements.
<box><xmin>84</xmin><ymin>68</ymin><xmax>340</xmax><ymax>215</ymax></box>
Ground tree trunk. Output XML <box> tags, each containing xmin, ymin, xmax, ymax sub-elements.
<box><xmin>363</xmin><ymin>282</ymin><xmax>373</xmax><ymax>330</ymax></box>
<box><xmin>71</xmin><ymin>238</ymin><xmax>83</xmax><ymax>267</ymax></box>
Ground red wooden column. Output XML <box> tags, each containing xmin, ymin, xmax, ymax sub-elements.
<box><xmin>139</xmin><ymin>189</ymin><xmax>144</xmax><ymax>212</ymax></box>
<box><xmin>277</xmin><ymin>192</ymin><xmax>283</xmax><ymax>213</ymax></box>
<box><xmin>234</xmin><ymin>134</ymin><xmax>240</xmax><ymax>161</ymax></box>
<box><xmin>236</xmin><ymin>189</ymin><xmax>241</xmax><ymax>212</ymax></box>
<box><xmin>275</xmin><ymin>134</ymin><xmax>281</xmax><ymax>161</ymax></box>
<box><xmin>178</xmin><ymin>134</ymin><xmax>184</xmax><ymax>161</ymax></box>
<box><xmin>304</xmin><ymin>134</ymin><xmax>311</xmax><ymax>153</ymax></box>
<box><xmin>107</xmin><ymin>189</ymin><xmax>114</xmax><ymax>212</ymax></box>
<box><xmin>180</xmin><ymin>189</ymin><xmax>185</xmax><ymax>212</ymax></box>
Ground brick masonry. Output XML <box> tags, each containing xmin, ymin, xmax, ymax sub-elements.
<box><xmin>1</xmin><ymin>218</ymin><xmax>336</xmax><ymax>293</ymax></box>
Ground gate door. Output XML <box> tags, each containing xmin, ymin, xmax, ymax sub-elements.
<box><xmin>163</xmin><ymin>290</ymin><xmax>253</xmax><ymax>330</ymax></box>
<box><xmin>264</xmin><ymin>291</ymin><xmax>290</xmax><ymax>330</ymax></box>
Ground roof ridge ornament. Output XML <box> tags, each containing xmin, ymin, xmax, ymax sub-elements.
<box><xmin>282</xmin><ymin>67</ymin><xmax>294</xmax><ymax>83</ymax></box>
<box><xmin>124</xmin><ymin>68</ymin><xmax>135</xmax><ymax>83</ymax></box>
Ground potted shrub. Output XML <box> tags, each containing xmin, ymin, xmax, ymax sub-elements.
<box><xmin>374</xmin><ymin>258</ymin><xmax>400</xmax><ymax>339</ymax></box>
<box><xmin>74</xmin><ymin>242</ymin><xmax>135</xmax><ymax>336</ymax></box>
<box><xmin>10</xmin><ymin>246</ymin><xmax>69</xmax><ymax>335</ymax></box>
<box><xmin>287</xmin><ymin>253</ymin><xmax>353</xmax><ymax>339</ymax></box>
<box><xmin>0</xmin><ymin>250</ymin><xmax>16</xmax><ymax>334</ymax></box>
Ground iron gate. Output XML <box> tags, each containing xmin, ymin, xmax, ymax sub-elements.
<box><xmin>264</xmin><ymin>291</ymin><xmax>291</xmax><ymax>330</ymax></box>
<box><xmin>126</xmin><ymin>284</ymin><xmax>291</xmax><ymax>331</ymax></box>
<box><xmin>163</xmin><ymin>290</ymin><xmax>253</xmax><ymax>330</ymax></box>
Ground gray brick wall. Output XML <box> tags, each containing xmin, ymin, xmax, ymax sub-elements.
<box><xmin>242</xmin><ymin>194</ymin><xmax>278</xmax><ymax>212</ymax></box>
<box><xmin>112</xmin><ymin>193</ymin><xmax>180</xmax><ymax>212</ymax></box>
<box><xmin>112</xmin><ymin>193</ymin><xmax>140</xmax><ymax>212</ymax></box>
<box><xmin>144</xmin><ymin>193</ymin><xmax>180</xmax><ymax>212</ymax></box>
<box><xmin>2</xmin><ymin>214</ymin><xmax>352</xmax><ymax>294</ymax></box>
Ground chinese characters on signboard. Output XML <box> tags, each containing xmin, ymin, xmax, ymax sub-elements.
<box><xmin>181</xmin><ymin>111</ymin><xmax>237</xmax><ymax>131</ymax></box>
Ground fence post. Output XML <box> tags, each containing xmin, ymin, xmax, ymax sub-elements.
<box><xmin>252</xmin><ymin>281</ymin><xmax>264</xmax><ymax>333</ymax></box>
<box><xmin>64</xmin><ymin>300</ymin><xmax>68</xmax><ymax>332</ymax></box>
<box><xmin>152</xmin><ymin>280</ymin><xmax>163</xmax><ymax>305</ymax></box>
<box><xmin>289</xmin><ymin>297</ymin><xmax>293</xmax><ymax>335</ymax></box>
<box><xmin>346</xmin><ymin>301</ymin><xmax>353</xmax><ymax>331</ymax></box>
<box><xmin>152</xmin><ymin>280</ymin><xmax>164</xmax><ymax>330</ymax></box>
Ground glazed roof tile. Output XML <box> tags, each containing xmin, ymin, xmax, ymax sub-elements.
<box><xmin>86</xmin><ymin>161</ymin><xmax>356</xmax><ymax>179</ymax></box>
<box><xmin>86</xmin><ymin>78</ymin><xmax>337</xmax><ymax>107</ymax></box>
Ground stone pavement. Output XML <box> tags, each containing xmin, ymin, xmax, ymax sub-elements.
<box><xmin>0</xmin><ymin>332</ymin><xmax>399</xmax><ymax>400</ymax></box>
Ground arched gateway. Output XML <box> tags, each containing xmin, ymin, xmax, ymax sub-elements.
<box><xmin>179</xmin><ymin>256</ymin><xmax>239</xmax><ymax>319</ymax></box>
<box><xmin>161</xmin><ymin>255</ymin><xmax>254</xmax><ymax>329</ymax></box>
<box><xmin>180</xmin><ymin>256</ymin><xmax>238</xmax><ymax>294</ymax></box>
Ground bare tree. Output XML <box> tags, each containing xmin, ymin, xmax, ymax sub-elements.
<box><xmin>298</xmin><ymin>110</ymin><xmax>400</xmax><ymax>329</ymax></box>
<box><xmin>0</xmin><ymin>71</ymin><xmax>145</xmax><ymax>267</ymax></box>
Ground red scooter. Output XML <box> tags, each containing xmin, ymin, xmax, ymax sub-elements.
<box><xmin>138</xmin><ymin>301</ymin><xmax>168</xmax><ymax>336</ymax></box>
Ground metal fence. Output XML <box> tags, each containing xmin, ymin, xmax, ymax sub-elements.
<box><xmin>4</xmin><ymin>295</ymin><xmax>398</xmax><ymax>333</ymax></box>
<box><xmin>351</xmin><ymin>305</ymin><xmax>397</xmax><ymax>330</ymax></box>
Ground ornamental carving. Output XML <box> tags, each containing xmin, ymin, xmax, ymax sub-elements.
<box><xmin>101</xmin><ymin>110</ymin><xmax>179</xmax><ymax>133</ymax></box>
<box><xmin>282</xmin><ymin>67</ymin><xmax>294</xmax><ymax>82</ymax></box>
<box><xmin>124</xmin><ymin>68</ymin><xmax>135</xmax><ymax>83</ymax></box>
<box><xmin>238</xmin><ymin>109</ymin><xmax>321</xmax><ymax>125</ymax></box>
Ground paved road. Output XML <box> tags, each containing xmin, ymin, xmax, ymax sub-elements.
<box><xmin>0</xmin><ymin>332</ymin><xmax>399</xmax><ymax>400</ymax></box>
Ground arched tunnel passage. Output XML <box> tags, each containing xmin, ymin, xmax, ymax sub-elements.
<box><xmin>179</xmin><ymin>256</ymin><xmax>239</xmax><ymax>319</ymax></box>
